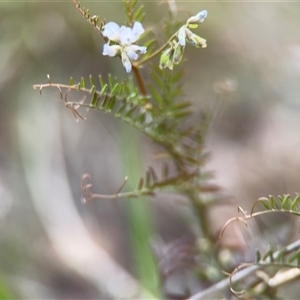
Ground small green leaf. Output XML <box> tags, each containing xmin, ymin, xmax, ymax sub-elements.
<box><xmin>70</xmin><ymin>77</ymin><xmax>75</xmax><ymax>86</ymax></box>
<box><xmin>106</xmin><ymin>95</ymin><xmax>116</xmax><ymax>112</ymax></box>
<box><xmin>280</xmin><ymin>194</ymin><xmax>290</xmax><ymax>210</ymax></box>
<box><xmin>188</xmin><ymin>24</ymin><xmax>199</xmax><ymax>29</ymax></box>
<box><xmin>136</xmin><ymin>13</ymin><xmax>145</xmax><ymax>23</ymax></box>
<box><xmin>132</xmin><ymin>112</ymin><xmax>146</xmax><ymax>124</ymax></box>
<box><xmin>101</xmin><ymin>94</ymin><xmax>110</xmax><ymax>109</ymax></box>
<box><xmin>151</xmin><ymin>71</ymin><xmax>165</xmax><ymax>89</ymax></box>
<box><xmin>100</xmin><ymin>84</ymin><xmax>108</xmax><ymax>95</ymax></box>
<box><xmin>115</xmin><ymin>103</ymin><xmax>128</xmax><ymax>117</ymax></box>
<box><xmin>125</xmin><ymin>105</ymin><xmax>138</xmax><ymax>118</ymax></box>
<box><xmin>90</xmin><ymin>75</ymin><xmax>95</xmax><ymax>87</ymax></box>
<box><xmin>99</xmin><ymin>75</ymin><xmax>105</xmax><ymax>89</ymax></box>
<box><xmin>291</xmin><ymin>194</ymin><xmax>300</xmax><ymax>210</ymax></box>
<box><xmin>269</xmin><ymin>195</ymin><xmax>279</xmax><ymax>209</ymax></box>
<box><xmin>171</xmin><ymin>69</ymin><xmax>185</xmax><ymax>83</ymax></box>
<box><xmin>288</xmin><ymin>251</ymin><xmax>300</xmax><ymax>266</ymax></box>
<box><xmin>108</xmin><ymin>74</ymin><xmax>115</xmax><ymax>91</ymax></box>
<box><xmin>90</xmin><ymin>85</ymin><xmax>96</xmax><ymax>93</ymax></box>
<box><xmin>148</xmin><ymin>85</ymin><xmax>163</xmax><ymax>106</ymax></box>
<box><xmin>91</xmin><ymin>92</ymin><xmax>99</xmax><ymax>107</ymax></box>
<box><xmin>111</xmin><ymin>83</ymin><xmax>119</xmax><ymax>95</ymax></box>
<box><xmin>263</xmin><ymin>248</ymin><xmax>274</xmax><ymax>262</ymax></box>
<box><xmin>134</xmin><ymin>5</ymin><xmax>144</xmax><ymax>20</ymax></box>
<box><xmin>276</xmin><ymin>248</ymin><xmax>287</xmax><ymax>263</ymax></box>
<box><xmin>171</xmin><ymin>101</ymin><xmax>192</xmax><ymax>110</ymax></box>
<box><xmin>259</xmin><ymin>198</ymin><xmax>271</xmax><ymax>210</ymax></box>
<box><xmin>137</xmin><ymin>177</ymin><xmax>144</xmax><ymax>190</ymax></box>
<box><xmin>130</xmin><ymin>0</ymin><xmax>138</xmax><ymax>8</ymax></box>
<box><xmin>172</xmin><ymin>109</ymin><xmax>192</xmax><ymax>119</ymax></box>
<box><xmin>81</xmin><ymin>77</ymin><xmax>86</xmax><ymax>88</ymax></box>
<box><xmin>118</xmin><ymin>82</ymin><xmax>125</xmax><ymax>96</ymax></box>
<box><xmin>144</xmin><ymin>39</ymin><xmax>156</xmax><ymax>50</ymax></box>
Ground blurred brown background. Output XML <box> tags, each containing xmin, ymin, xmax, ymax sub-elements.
<box><xmin>0</xmin><ymin>0</ymin><xmax>300</xmax><ymax>298</ymax></box>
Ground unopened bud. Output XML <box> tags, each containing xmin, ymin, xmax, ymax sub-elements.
<box><xmin>187</xmin><ymin>10</ymin><xmax>208</xmax><ymax>25</ymax></box>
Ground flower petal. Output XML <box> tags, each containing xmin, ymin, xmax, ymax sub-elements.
<box><xmin>185</xmin><ymin>29</ymin><xmax>207</xmax><ymax>48</ymax></box>
<box><xmin>131</xmin><ymin>21</ymin><xmax>145</xmax><ymax>41</ymax></box>
<box><xmin>178</xmin><ymin>26</ymin><xmax>187</xmax><ymax>46</ymax></box>
<box><xmin>187</xmin><ymin>10</ymin><xmax>208</xmax><ymax>25</ymax></box>
<box><xmin>119</xmin><ymin>26</ymin><xmax>134</xmax><ymax>45</ymax></box>
<box><xmin>102</xmin><ymin>22</ymin><xmax>120</xmax><ymax>41</ymax></box>
<box><xmin>133</xmin><ymin>45</ymin><xmax>147</xmax><ymax>54</ymax></box>
<box><xmin>103</xmin><ymin>44</ymin><xmax>121</xmax><ymax>57</ymax></box>
<box><xmin>173</xmin><ymin>42</ymin><xmax>185</xmax><ymax>64</ymax></box>
<box><xmin>121</xmin><ymin>52</ymin><xmax>132</xmax><ymax>73</ymax></box>
<box><xmin>125</xmin><ymin>45</ymin><xmax>147</xmax><ymax>59</ymax></box>
<box><xmin>124</xmin><ymin>46</ymin><xmax>138</xmax><ymax>60</ymax></box>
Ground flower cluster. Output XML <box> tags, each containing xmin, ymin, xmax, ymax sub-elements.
<box><xmin>160</xmin><ymin>10</ymin><xmax>208</xmax><ymax>70</ymax></box>
<box><xmin>102</xmin><ymin>21</ymin><xmax>147</xmax><ymax>73</ymax></box>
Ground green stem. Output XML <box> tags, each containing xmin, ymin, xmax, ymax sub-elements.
<box><xmin>188</xmin><ymin>191</ymin><xmax>211</xmax><ymax>241</ymax></box>
<box><xmin>135</xmin><ymin>31</ymin><xmax>179</xmax><ymax>67</ymax></box>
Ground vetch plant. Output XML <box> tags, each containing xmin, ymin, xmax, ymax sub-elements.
<box><xmin>33</xmin><ymin>0</ymin><xmax>300</xmax><ymax>299</ymax></box>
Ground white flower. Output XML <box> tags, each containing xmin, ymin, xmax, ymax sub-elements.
<box><xmin>102</xmin><ymin>21</ymin><xmax>147</xmax><ymax>73</ymax></box>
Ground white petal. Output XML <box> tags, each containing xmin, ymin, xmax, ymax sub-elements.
<box><xmin>187</xmin><ymin>10</ymin><xmax>208</xmax><ymax>24</ymax></box>
<box><xmin>102</xmin><ymin>22</ymin><xmax>120</xmax><ymax>41</ymax></box>
<box><xmin>126</xmin><ymin>45</ymin><xmax>147</xmax><ymax>59</ymax></box>
<box><xmin>121</xmin><ymin>52</ymin><xmax>132</xmax><ymax>73</ymax></box>
<box><xmin>185</xmin><ymin>29</ymin><xmax>207</xmax><ymax>48</ymax></box>
<box><xmin>196</xmin><ymin>10</ymin><xmax>208</xmax><ymax>23</ymax></box>
<box><xmin>178</xmin><ymin>26</ymin><xmax>186</xmax><ymax>46</ymax></box>
<box><xmin>102</xmin><ymin>44</ymin><xmax>121</xmax><ymax>57</ymax></box>
<box><xmin>119</xmin><ymin>26</ymin><xmax>134</xmax><ymax>45</ymax></box>
<box><xmin>131</xmin><ymin>21</ymin><xmax>145</xmax><ymax>41</ymax></box>
<box><xmin>124</xmin><ymin>47</ymin><xmax>138</xmax><ymax>61</ymax></box>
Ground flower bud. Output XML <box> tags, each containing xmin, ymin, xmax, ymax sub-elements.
<box><xmin>173</xmin><ymin>42</ymin><xmax>185</xmax><ymax>64</ymax></box>
<box><xmin>159</xmin><ymin>47</ymin><xmax>174</xmax><ymax>70</ymax></box>
<box><xmin>185</xmin><ymin>29</ymin><xmax>207</xmax><ymax>48</ymax></box>
<box><xmin>187</xmin><ymin>10</ymin><xmax>208</xmax><ymax>25</ymax></box>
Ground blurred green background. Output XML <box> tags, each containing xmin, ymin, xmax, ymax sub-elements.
<box><xmin>1</xmin><ymin>0</ymin><xmax>300</xmax><ymax>298</ymax></box>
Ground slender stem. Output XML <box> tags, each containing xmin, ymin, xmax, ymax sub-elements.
<box><xmin>132</xmin><ymin>65</ymin><xmax>147</xmax><ymax>96</ymax></box>
<box><xmin>187</xmin><ymin>239</ymin><xmax>300</xmax><ymax>300</ymax></box>
<box><xmin>135</xmin><ymin>31</ymin><xmax>179</xmax><ymax>67</ymax></box>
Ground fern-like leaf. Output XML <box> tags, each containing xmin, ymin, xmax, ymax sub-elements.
<box><xmin>71</xmin><ymin>0</ymin><xmax>105</xmax><ymax>36</ymax></box>
<box><xmin>124</xmin><ymin>0</ymin><xmax>144</xmax><ymax>26</ymax></box>
<box><xmin>252</xmin><ymin>194</ymin><xmax>300</xmax><ymax>215</ymax></box>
